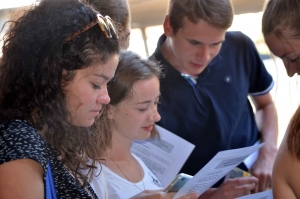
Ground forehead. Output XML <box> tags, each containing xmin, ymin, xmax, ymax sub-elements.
<box><xmin>265</xmin><ymin>33</ymin><xmax>300</xmax><ymax>57</ymax></box>
<box><xmin>81</xmin><ymin>54</ymin><xmax>118</xmax><ymax>77</ymax></box>
<box><xmin>179</xmin><ymin>18</ymin><xmax>226</xmax><ymax>43</ymax></box>
<box><xmin>122</xmin><ymin>77</ymin><xmax>160</xmax><ymax>104</ymax></box>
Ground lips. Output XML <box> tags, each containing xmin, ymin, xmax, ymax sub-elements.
<box><xmin>142</xmin><ymin>125</ymin><xmax>153</xmax><ymax>132</ymax></box>
<box><xmin>190</xmin><ymin>62</ymin><xmax>204</xmax><ymax>69</ymax></box>
<box><xmin>90</xmin><ymin>109</ymin><xmax>101</xmax><ymax>115</ymax></box>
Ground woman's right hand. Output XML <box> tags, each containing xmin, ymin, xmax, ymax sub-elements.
<box><xmin>130</xmin><ymin>189</ymin><xmax>199</xmax><ymax>199</ymax></box>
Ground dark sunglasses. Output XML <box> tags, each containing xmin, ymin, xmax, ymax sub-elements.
<box><xmin>65</xmin><ymin>14</ymin><xmax>117</xmax><ymax>42</ymax></box>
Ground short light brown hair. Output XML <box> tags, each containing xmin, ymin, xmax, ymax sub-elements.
<box><xmin>168</xmin><ymin>0</ymin><xmax>234</xmax><ymax>34</ymax></box>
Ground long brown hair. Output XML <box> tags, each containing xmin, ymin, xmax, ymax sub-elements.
<box><xmin>262</xmin><ymin>0</ymin><xmax>300</xmax><ymax>40</ymax></box>
<box><xmin>98</xmin><ymin>50</ymin><xmax>162</xmax><ymax>149</ymax></box>
<box><xmin>263</xmin><ymin>0</ymin><xmax>300</xmax><ymax>160</ymax></box>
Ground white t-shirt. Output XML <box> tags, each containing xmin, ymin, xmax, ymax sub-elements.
<box><xmin>90</xmin><ymin>154</ymin><xmax>163</xmax><ymax>199</ymax></box>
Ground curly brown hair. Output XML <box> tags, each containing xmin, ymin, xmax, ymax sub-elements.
<box><xmin>86</xmin><ymin>0</ymin><xmax>131</xmax><ymax>49</ymax></box>
<box><xmin>87</xmin><ymin>0</ymin><xmax>130</xmax><ymax>30</ymax></box>
<box><xmin>0</xmin><ymin>0</ymin><xmax>119</xmax><ymax>186</ymax></box>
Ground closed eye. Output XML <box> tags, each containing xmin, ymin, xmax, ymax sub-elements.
<box><xmin>92</xmin><ymin>83</ymin><xmax>100</xmax><ymax>89</ymax></box>
<box><xmin>138</xmin><ymin>108</ymin><xmax>148</xmax><ymax>112</ymax></box>
<box><xmin>212</xmin><ymin>43</ymin><xmax>221</xmax><ymax>46</ymax></box>
<box><xmin>190</xmin><ymin>40</ymin><xmax>200</xmax><ymax>45</ymax></box>
<box><xmin>287</xmin><ymin>55</ymin><xmax>300</xmax><ymax>63</ymax></box>
<box><xmin>154</xmin><ymin>100</ymin><xmax>161</xmax><ymax>105</ymax></box>
<box><xmin>290</xmin><ymin>57</ymin><xmax>299</xmax><ymax>62</ymax></box>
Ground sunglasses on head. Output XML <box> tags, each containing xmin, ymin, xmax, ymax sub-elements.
<box><xmin>65</xmin><ymin>14</ymin><xmax>117</xmax><ymax>42</ymax></box>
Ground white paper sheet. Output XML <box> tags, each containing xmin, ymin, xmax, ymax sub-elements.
<box><xmin>174</xmin><ymin>143</ymin><xmax>265</xmax><ymax>198</ymax></box>
<box><xmin>235</xmin><ymin>190</ymin><xmax>273</xmax><ymax>199</ymax></box>
<box><xmin>243</xmin><ymin>140</ymin><xmax>261</xmax><ymax>169</ymax></box>
<box><xmin>130</xmin><ymin>125</ymin><xmax>195</xmax><ymax>187</ymax></box>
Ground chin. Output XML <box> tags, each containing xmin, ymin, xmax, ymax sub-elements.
<box><xmin>77</xmin><ymin>119</ymin><xmax>95</xmax><ymax>128</ymax></box>
<box><xmin>144</xmin><ymin>133</ymin><xmax>151</xmax><ymax>140</ymax></box>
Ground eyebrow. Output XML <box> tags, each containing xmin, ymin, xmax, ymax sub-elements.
<box><xmin>137</xmin><ymin>100</ymin><xmax>151</xmax><ymax>105</ymax></box>
<box><xmin>136</xmin><ymin>96</ymin><xmax>160</xmax><ymax>105</ymax></box>
<box><xmin>93</xmin><ymin>74</ymin><xmax>111</xmax><ymax>80</ymax></box>
<box><xmin>187</xmin><ymin>38</ymin><xmax>224</xmax><ymax>45</ymax></box>
<box><xmin>279</xmin><ymin>53</ymin><xmax>287</xmax><ymax>59</ymax></box>
<box><xmin>280</xmin><ymin>53</ymin><xmax>299</xmax><ymax>60</ymax></box>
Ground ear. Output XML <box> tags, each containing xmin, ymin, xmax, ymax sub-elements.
<box><xmin>107</xmin><ymin>104</ymin><xmax>116</xmax><ymax>120</ymax></box>
<box><xmin>163</xmin><ymin>15</ymin><xmax>173</xmax><ymax>37</ymax></box>
<box><xmin>62</xmin><ymin>69</ymin><xmax>68</xmax><ymax>75</ymax></box>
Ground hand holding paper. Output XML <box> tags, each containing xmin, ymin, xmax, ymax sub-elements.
<box><xmin>202</xmin><ymin>177</ymin><xmax>258</xmax><ymax>199</ymax></box>
<box><xmin>174</xmin><ymin>143</ymin><xmax>265</xmax><ymax>198</ymax></box>
<box><xmin>235</xmin><ymin>190</ymin><xmax>273</xmax><ymax>199</ymax></box>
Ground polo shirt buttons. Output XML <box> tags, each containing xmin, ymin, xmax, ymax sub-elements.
<box><xmin>224</xmin><ymin>75</ymin><xmax>232</xmax><ymax>83</ymax></box>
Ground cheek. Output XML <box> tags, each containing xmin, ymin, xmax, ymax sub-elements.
<box><xmin>211</xmin><ymin>47</ymin><xmax>221</xmax><ymax>57</ymax></box>
<box><xmin>124</xmin><ymin>112</ymin><xmax>141</xmax><ymax>125</ymax></box>
<box><xmin>181</xmin><ymin>43</ymin><xmax>192</xmax><ymax>54</ymax></box>
<box><xmin>282</xmin><ymin>59</ymin><xmax>291</xmax><ymax>69</ymax></box>
<box><xmin>173</xmin><ymin>40</ymin><xmax>187</xmax><ymax>53</ymax></box>
<box><xmin>289</xmin><ymin>62</ymin><xmax>300</xmax><ymax>72</ymax></box>
<box><xmin>75</xmin><ymin>87</ymin><xmax>97</xmax><ymax>106</ymax></box>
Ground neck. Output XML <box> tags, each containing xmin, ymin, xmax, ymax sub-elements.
<box><xmin>161</xmin><ymin>36</ymin><xmax>184</xmax><ymax>73</ymax></box>
<box><xmin>103</xmin><ymin>129</ymin><xmax>133</xmax><ymax>161</ymax></box>
<box><xmin>101</xmin><ymin>128</ymin><xmax>145</xmax><ymax>186</ymax></box>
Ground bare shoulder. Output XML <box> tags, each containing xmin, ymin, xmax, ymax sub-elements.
<box><xmin>272</xmin><ymin>134</ymin><xmax>300</xmax><ymax>199</ymax></box>
<box><xmin>0</xmin><ymin>158</ymin><xmax>44</xmax><ymax>199</ymax></box>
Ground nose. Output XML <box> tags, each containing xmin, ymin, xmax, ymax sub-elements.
<box><xmin>284</xmin><ymin>60</ymin><xmax>298</xmax><ymax>77</ymax></box>
<box><xmin>196</xmin><ymin>45</ymin><xmax>210</xmax><ymax>64</ymax></box>
<box><xmin>151</xmin><ymin>108</ymin><xmax>161</xmax><ymax>122</ymax></box>
<box><xmin>96</xmin><ymin>88</ymin><xmax>110</xmax><ymax>105</ymax></box>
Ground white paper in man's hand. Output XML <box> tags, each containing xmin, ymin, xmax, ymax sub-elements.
<box><xmin>235</xmin><ymin>190</ymin><xmax>273</xmax><ymax>199</ymax></box>
<box><xmin>174</xmin><ymin>143</ymin><xmax>265</xmax><ymax>198</ymax></box>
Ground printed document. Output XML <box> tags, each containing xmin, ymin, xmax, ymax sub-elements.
<box><xmin>243</xmin><ymin>140</ymin><xmax>261</xmax><ymax>169</ymax></box>
<box><xmin>174</xmin><ymin>142</ymin><xmax>265</xmax><ymax>198</ymax></box>
<box><xmin>236</xmin><ymin>190</ymin><xmax>273</xmax><ymax>199</ymax></box>
<box><xmin>131</xmin><ymin>125</ymin><xmax>195</xmax><ymax>187</ymax></box>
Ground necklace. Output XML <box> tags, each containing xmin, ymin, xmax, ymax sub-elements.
<box><xmin>106</xmin><ymin>153</ymin><xmax>145</xmax><ymax>191</ymax></box>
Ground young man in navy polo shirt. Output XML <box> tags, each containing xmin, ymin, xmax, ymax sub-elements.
<box><xmin>150</xmin><ymin>0</ymin><xmax>278</xmax><ymax>194</ymax></box>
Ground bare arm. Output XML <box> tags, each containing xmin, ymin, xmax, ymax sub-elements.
<box><xmin>0</xmin><ymin>159</ymin><xmax>44</xmax><ymax>199</ymax></box>
<box><xmin>250</xmin><ymin>93</ymin><xmax>278</xmax><ymax>192</ymax></box>
<box><xmin>272</xmin><ymin>131</ymin><xmax>300</xmax><ymax>199</ymax></box>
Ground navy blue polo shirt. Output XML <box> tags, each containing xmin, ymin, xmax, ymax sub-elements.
<box><xmin>150</xmin><ymin>32</ymin><xmax>274</xmax><ymax>178</ymax></box>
